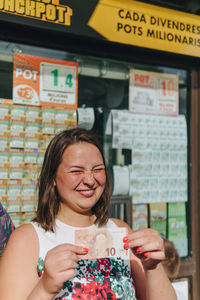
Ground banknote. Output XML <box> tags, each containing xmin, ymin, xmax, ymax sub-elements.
<box><xmin>75</xmin><ymin>227</ymin><xmax>129</xmax><ymax>259</ymax></box>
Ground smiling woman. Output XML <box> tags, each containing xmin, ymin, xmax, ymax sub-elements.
<box><xmin>0</xmin><ymin>128</ymin><xmax>177</xmax><ymax>300</ymax></box>
<box><xmin>36</xmin><ymin>128</ymin><xmax>111</xmax><ymax>230</ymax></box>
<box><xmin>54</xmin><ymin>141</ymin><xmax>107</xmax><ymax>222</ymax></box>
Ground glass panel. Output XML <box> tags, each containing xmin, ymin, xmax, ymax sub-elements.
<box><xmin>0</xmin><ymin>40</ymin><xmax>190</xmax><ymax>257</ymax></box>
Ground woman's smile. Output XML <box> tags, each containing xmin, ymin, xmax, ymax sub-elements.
<box><xmin>77</xmin><ymin>189</ymin><xmax>96</xmax><ymax>198</ymax></box>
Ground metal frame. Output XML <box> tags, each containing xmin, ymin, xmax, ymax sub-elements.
<box><xmin>110</xmin><ymin>196</ymin><xmax>132</xmax><ymax>228</ymax></box>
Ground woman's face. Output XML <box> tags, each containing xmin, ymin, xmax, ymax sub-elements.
<box><xmin>55</xmin><ymin>142</ymin><xmax>106</xmax><ymax>214</ymax></box>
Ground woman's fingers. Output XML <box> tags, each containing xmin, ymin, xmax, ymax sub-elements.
<box><xmin>44</xmin><ymin>243</ymin><xmax>88</xmax><ymax>278</ymax></box>
<box><xmin>143</xmin><ymin>250</ymin><xmax>165</xmax><ymax>261</ymax></box>
<box><xmin>128</xmin><ymin>239</ymin><xmax>163</xmax><ymax>253</ymax></box>
<box><xmin>42</xmin><ymin>243</ymin><xmax>89</xmax><ymax>295</ymax></box>
<box><xmin>45</xmin><ymin>243</ymin><xmax>88</xmax><ymax>271</ymax></box>
<box><xmin>123</xmin><ymin>229</ymin><xmax>164</xmax><ymax>251</ymax></box>
<box><xmin>55</xmin><ymin>258</ymin><xmax>78</xmax><ymax>272</ymax></box>
<box><xmin>123</xmin><ymin>228</ymin><xmax>165</xmax><ymax>269</ymax></box>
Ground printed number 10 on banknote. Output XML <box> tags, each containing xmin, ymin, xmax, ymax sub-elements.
<box><xmin>75</xmin><ymin>227</ymin><xmax>129</xmax><ymax>259</ymax></box>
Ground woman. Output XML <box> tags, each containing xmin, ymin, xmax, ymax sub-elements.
<box><xmin>0</xmin><ymin>128</ymin><xmax>177</xmax><ymax>299</ymax></box>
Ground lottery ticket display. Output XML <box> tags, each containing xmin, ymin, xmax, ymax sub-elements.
<box><xmin>109</xmin><ymin>110</ymin><xmax>187</xmax><ymax>204</ymax></box>
<box><xmin>0</xmin><ymin>99</ymin><xmax>77</xmax><ymax>227</ymax></box>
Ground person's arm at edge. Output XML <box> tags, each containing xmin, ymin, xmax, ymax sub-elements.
<box><xmin>0</xmin><ymin>203</ymin><xmax>15</xmax><ymax>257</ymax></box>
<box><xmin>111</xmin><ymin>218</ymin><xmax>177</xmax><ymax>300</ymax></box>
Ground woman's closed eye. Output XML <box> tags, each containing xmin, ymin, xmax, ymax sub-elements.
<box><xmin>69</xmin><ymin>170</ymin><xmax>84</xmax><ymax>175</ymax></box>
<box><xmin>93</xmin><ymin>167</ymin><xmax>105</xmax><ymax>173</ymax></box>
<box><xmin>68</xmin><ymin>167</ymin><xmax>105</xmax><ymax>175</ymax></box>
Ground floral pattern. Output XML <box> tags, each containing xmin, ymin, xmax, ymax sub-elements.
<box><xmin>37</xmin><ymin>257</ymin><xmax>136</xmax><ymax>300</ymax></box>
<box><xmin>0</xmin><ymin>203</ymin><xmax>15</xmax><ymax>257</ymax></box>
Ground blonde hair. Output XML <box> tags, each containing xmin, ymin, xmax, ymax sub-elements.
<box><xmin>162</xmin><ymin>238</ymin><xmax>181</xmax><ymax>281</ymax></box>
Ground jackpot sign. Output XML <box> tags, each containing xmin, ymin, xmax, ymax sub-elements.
<box><xmin>0</xmin><ymin>0</ymin><xmax>200</xmax><ymax>58</ymax></box>
<box><xmin>0</xmin><ymin>0</ymin><xmax>73</xmax><ymax>25</ymax></box>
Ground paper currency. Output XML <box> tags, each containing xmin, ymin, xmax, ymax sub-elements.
<box><xmin>75</xmin><ymin>227</ymin><xmax>129</xmax><ymax>259</ymax></box>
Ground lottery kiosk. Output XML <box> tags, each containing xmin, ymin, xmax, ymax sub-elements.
<box><xmin>0</xmin><ymin>0</ymin><xmax>199</xmax><ymax>299</ymax></box>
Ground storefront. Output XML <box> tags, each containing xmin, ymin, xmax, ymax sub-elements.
<box><xmin>0</xmin><ymin>0</ymin><xmax>200</xmax><ymax>299</ymax></box>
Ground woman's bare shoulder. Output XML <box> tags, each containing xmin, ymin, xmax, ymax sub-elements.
<box><xmin>110</xmin><ymin>218</ymin><xmax>133</xmax><ymax>233</ymax></box>
<box><xmin>10</xmin><ymin>222</ymin><xmax>37</xmax><ymax>241</ymax></box>
<box><xmin>110</xmin><ymin>217</ymin><xmax>128</xmax><ymax>227</ymax></box>
<box><xmin>2</xmin><ymin>222</ymin><xmax>39</xmax><ymax>259</ymax></box>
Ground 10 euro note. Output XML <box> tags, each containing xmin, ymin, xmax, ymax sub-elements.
<box><xmin>75</xmin><ymin>227</ymin><xmax>129</xmax><ymax>259</ymax></box>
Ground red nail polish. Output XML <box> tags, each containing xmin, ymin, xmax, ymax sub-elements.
<box><xmin>82</xmin><ymin>248</ymin><xmax>88</xmax><ymax>253</ymax></box>
<box><xmin>124</xmin><ymin>243</ymin><xmax>129</xmax><ymax>249</ymax></box>
<box><xmin>123</xmin><ymin>236</ymin><xmax>129</xmax><ymax>243</ymax></box>
<box><xmin>144</xmin><ymin>252</ymin><xmax>149</xmax><ymax>258</ymax></box>
<box><xmin>136</xmin><ymin>247</ymin><xmax>141</xmax><ymax>254</ymax></box>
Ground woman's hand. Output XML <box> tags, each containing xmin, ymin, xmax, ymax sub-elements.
<box><xmin>39</xmin><ymin>243</ymin><xmax>88</xmax><ymax>297</ymax></box>
<box><xmin>123</xmin><ymin>228</ymin><xmax>165</xmax><ymax>270</ymax></box>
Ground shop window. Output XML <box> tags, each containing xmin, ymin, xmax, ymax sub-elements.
<box><xmin>0</xmin><ymin>40</ymin><xmax>189</xmax><ymax>258</ymax></box>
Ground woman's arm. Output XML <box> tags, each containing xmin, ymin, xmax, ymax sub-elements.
<box><xmin>111</xmin><ymin>218</ymin><xmax>177</xmax><ymax>300</ymax></box>
<box><xmin>144</xmin><ymin>263</ymin><xmax>177</xmax><ymax>300</ymax></box>
<box><xmin>0</xmin><ymin>223</ymin><xmax>89</xmax><ymax>300</ymax></box>
<box><xmin>0</xmin><ymin>223</ymin><xmax>40</xmax><ymax>300</ymax></box>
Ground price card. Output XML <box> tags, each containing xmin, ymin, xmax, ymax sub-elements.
<box><xmin>157</xmin><ymin>77</ymin><xmax>177</xmax><ymax>101</ymax></box>
<box><xmin>40</xmin><ymin>62</ymin><xmax>77</xmax><ymax>106</ymax></box>
<box><xmin>13</xmin><ymin>53</ymin><xmax>78</xmax><ymax>109</ymax></box>
<box><xmin>75</xmin><ymin>227</ymin><xmax>129</xmax><ymax>259</ymax></box>
<box><xmin>129</xmin><ymin>69</ymin><xmax>178</xmax><ymax>116</ymax></box>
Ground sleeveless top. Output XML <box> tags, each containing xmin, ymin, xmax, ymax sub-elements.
<box><xmin>0</xmin><ymin>203</ymin><xmax>15</xmax><ymax>257</ymax></box>
<box><xmin>30</xmin><ymin>219</ymin><xmax>137</xmax><ymax>300</ymax></box>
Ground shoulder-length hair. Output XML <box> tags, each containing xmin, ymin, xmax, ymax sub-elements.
<box><xmin>33</xmin><ymin>128</ymin><xmax>111</xmax><ymax>231</ymax></box>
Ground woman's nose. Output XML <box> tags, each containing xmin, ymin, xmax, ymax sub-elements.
<box><xmin>82</xmin><ymin>171</ymin><xmax>95</xmax><ymax>184</ymax></box>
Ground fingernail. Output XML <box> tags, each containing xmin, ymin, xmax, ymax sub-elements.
<box><xmin>82</xmin><ymin>248</ymin><xmax>88</xmax><ymax>253</ymax></box>
<box><xmin>124</xmin><ymin>243</ymin><xmax>129</xmax><ymax>249</ymax></box>
<box><xmin>123</xmin><ymin>236</ymin><xmax>129</xmax><ymax>243</ymax></box>
<box><xmin>136</xmin><ymin>247</ymin><xmax>141</xmax><ymax>254</ymax></box>
<box><xmin>144</xmin><ymin>252</ymin><xmax>149</xmax><ymax>258</ymax></box>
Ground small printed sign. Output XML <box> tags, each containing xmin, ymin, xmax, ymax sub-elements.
<box><xmin>13</xmin><ymin>53</ymin><xmax>78</xmax><ymax>109</ymax></box>
<box><xmin>129</xmin><ymin>69</ymin><xmax>179</xmax><ymax>116</ymax></box>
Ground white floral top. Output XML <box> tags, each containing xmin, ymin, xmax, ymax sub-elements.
<box><xmin>31</xmin><ymin>219</ymin><xmax>137</xmax><ymax>300</ymax></box>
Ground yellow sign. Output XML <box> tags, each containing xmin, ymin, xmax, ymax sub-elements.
<box><xmin>0</xmin><ymin>0</ymin><xmax>72</xmax><ymax>25</ymax></box>
<box><xmin>88</xmin><ymin>0</ymin><xmax>200</xmax><ymax>58</ymax></box>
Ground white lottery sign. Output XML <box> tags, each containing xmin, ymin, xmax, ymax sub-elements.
<box><xmin>40</xmin><ymin>62</ymin><xmax>77</xmax><ymax>105</ymax></box>
<box><xmin>129</xmin><ymin>69</ymin><xmax>179</xmax><ymax>116</ymax></box>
